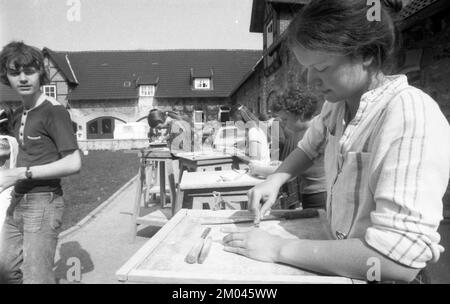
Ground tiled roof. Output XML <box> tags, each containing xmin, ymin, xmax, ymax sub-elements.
<box><xmin>0</xmin><ymin>49</ymin><xmax>262</xmax><ymax>102</ymax></box>
<box><xmin>66</xmin><ymin>49</ymin><xmax>262</xmax><ymax>100</ymax></box>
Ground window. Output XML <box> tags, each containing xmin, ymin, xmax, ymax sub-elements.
<box><xmin>86</xmin><ymin>117</ymin><xmax>115</xmax><ymax>139</ymax></box>
<box><xmin>102</xmin><ymin>119</ymin><xmax>113</xmax><ymax>134</ymax></box>
<box><xmin>218</xmin><ymin>106</ymin><xmax>230</xmax><ymax>123</ymax></box>
<box><xmin>193</xmin><ymin>78</ymin><xmax>211</xmax><ymax>90</ymax></box>
<box><xmin>42</xmin><ymin>85</ymin><xmax>56</xmax><ymax>98</ymax></box>
<box><xmin>87</xmin><ymin>120</ymin><xmax>98</xmax><ymax>136</ymax></box>
<box><xmin>193</xmin><ymin>110</ymin><xmax>205</xmax><ymax>124</ymax></box>
<box><xmin>139</xmin><ymin>85</ymin><xmax>155</xmax><ymax>97</ymax></box>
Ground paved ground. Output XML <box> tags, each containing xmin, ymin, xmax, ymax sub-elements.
<box><xmin>54</xmin><ymin>178</ymin><xmax>164</xmax><ymax>284</ymax></box>
<box><xmin>55</xmin><ymin>177</ymin><xmax>450</xmax><ymax>284</ymax></box>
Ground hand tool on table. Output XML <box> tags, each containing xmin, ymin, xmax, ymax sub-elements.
<box><xmin>200</xmin><ymin>208</ymin><xmax>319</xmax><ymax>225</ymax></box>
<box><xmin>197</xmin><ymin>236</ymin><xmax>213</xmax><ymax>264</ymax></box>
<box><xmin>185</xmin><ymin>227</ymin><xmax>212</xmax><ymax>264</ymax></box>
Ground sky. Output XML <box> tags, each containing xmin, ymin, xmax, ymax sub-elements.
<box><xmin>0</xmin><ymin>0</ymin><xmax>262</xmax><ymax>51</ymax></box>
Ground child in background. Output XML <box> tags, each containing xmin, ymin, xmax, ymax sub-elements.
<box><xmin>147</xmin><ymin>109</ymin><xmax>191</xmax><ymax>152</ymax></box>
<box><xmin>223</xmin><ymin>0</ymin><xmax>450</xmax><ymax>282</ymax></box>
<box><xmin>281</xmin><ymin>89</ymin><xmax>326</xmax><ymax>209</ymax></box>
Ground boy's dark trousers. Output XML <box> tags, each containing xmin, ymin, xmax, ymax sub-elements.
<box><xmin>0</xmin><ymin>191</ymin><xmax>64</xmax><ymax>284</ymax></box>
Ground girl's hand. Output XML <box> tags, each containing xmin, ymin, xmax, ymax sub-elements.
<box><xmin>222</xmin><ymin>227</ymin><xmax>284</xmax><ymax>263</ymax></box>
<box><xmin>247</xmin><ymin>178</ymin><xmax>282</xmax><ymax>223</ymax></box>
<box><xmin>0</xmin><ymin>168</ymin><xmax>23</xmax><ymax>193</ymax></box>
<box><xmin>248</xmin><ymin>160</ymin><xmax>278</xmax><ymax>178</ymax></box>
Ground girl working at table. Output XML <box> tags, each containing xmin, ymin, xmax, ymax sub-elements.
<box><xmin>147</xmin><ymin>109</ymin><xmax>191</xmax><ymax>152</ymax></box>
<box><xmin>223</xmin><ymin>0</ymin><xmax>450</xmax><ymax>282</ymax></box>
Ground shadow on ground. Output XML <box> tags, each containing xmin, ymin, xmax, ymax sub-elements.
<box><xmin>54</xmin><ymin>241</ymin><xmax>94</xmax><ymax>284</ymax></box>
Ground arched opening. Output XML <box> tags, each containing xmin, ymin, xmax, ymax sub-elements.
<box><xmin>86</xmin><ymin>116</ymin><xmax>126</xmax><ymax>139</ymax></box>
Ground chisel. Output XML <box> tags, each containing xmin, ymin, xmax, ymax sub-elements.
<box><xmin>185</xmin><ymin>227</ymin><xmax>211</xmax><ymax>264</ymax></box>
<box><xmin>200</xmin><ymin>208</ymin><xmax>319</xmax><ymax>225</ymax></box>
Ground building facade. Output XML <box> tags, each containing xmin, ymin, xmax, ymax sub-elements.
<box><xmin>0</xmin><ymin>49</ymin><xmax>261</xmax><ymax>149</ymax></box>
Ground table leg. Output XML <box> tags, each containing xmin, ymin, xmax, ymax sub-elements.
<box><xmin>166</xmin><ymin>159</ymin><xmax>177</xmax><ymax>213</ymax></box>
<box><xmin>174</xmin><ymin>187</ymin><xmax>184</xmax><ymax>215</ymax></box>
<box><xmin>144</xmin><ymin>163</ymin><xmax>153</xmax><ymax>208</ymax></box>
<box><xmin>159</xmin><ymin>161</ymin><xmax>166</xmax><ymax>208</ymax></box>
<box><xmin>130</xmin><ymin>163</ymin><xmax>144</xmax><ymax>242</ymax></box>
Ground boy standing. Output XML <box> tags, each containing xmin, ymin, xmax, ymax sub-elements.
<box><xmin>0</xmin><ymin>41</ymin><xmax>81</xmax><ymax>283</ymax></box>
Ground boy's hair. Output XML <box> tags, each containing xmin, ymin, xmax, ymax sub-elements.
<box><xmin>0</xmin><ymin>103</ymin><xmax>14</xmax><ymax>136</ymax></box>
<box><xmin>287</xmin><ymin>0</ymin><xmax>403</xmax><ymax>73</ymax></box>
<box><xmin>281</xmin><ymin>89</ymin><xmax>319</xmax><ymax>121</ymax></box>
<box><xmin>0</xmin><ymin>41</ymin><xmax>49</xmax><ymax>87</ymax></box>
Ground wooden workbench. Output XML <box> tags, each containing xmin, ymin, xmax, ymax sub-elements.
<box><xmin>174</xmin><ymin>151</ymin><xmax>236</xmax><ymax>172</ymax></box>
<box><xmin>117</xmin><ymin>209</ymin><xmax>360</xmax><ymax>284</ymax></box>
<box><xmin>174</xmin><ymin>169</ymin><xmax>264</xmax><ymax>213</ymax></box>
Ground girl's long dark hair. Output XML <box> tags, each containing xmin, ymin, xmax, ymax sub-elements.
<box><xmin>287</xmin><ymin>0</ymin><xmax>404</xmax><ymax>73</ymax></box>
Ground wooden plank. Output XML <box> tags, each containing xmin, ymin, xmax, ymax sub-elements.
<box><xmin>136</xmin><ymin>208</ymin><xmax>171</xmax><ymax>226</ymax></box>
<box><xmin>126</xmin><ymin>269</ymin><xmax>354</xmax><ymax>284</ymax></box>
<box><xmin>179</xmin><ymin>170</ymin><xmax>264</xmax><ymax>190</ymax></box>
<box><xmin>117</xmin><ymin>209</ymin><xmax>188</xmax><ymax>282</ymax></box>
<box><xmin>118</xmin><ymin>209</ymin><xmax>351</xmax><ymax>284</ymax></box>
<box><xmin>174</xmin><ymin>151</ymin><xmax>233</xmax><ymax>161</ymax></box>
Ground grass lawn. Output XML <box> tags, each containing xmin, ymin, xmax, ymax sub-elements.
<box><xmin>61</xmin><ymin>150</ymin><xmax>140</xmax><ymax>231</ymax></box>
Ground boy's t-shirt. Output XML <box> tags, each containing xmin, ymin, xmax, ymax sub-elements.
<box><xmin>12</xmin><ymin>95</ymin><xmax>79</xmax><ymax>194</ymax></box>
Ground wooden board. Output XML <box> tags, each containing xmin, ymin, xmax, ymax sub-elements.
<box><xmin>174</xmin><ymin>151</ymin><xmax>233</xmax><ymax>161</ymax></box>
<box><xmin>117</xmin><ymin>209</ymin><xmax>358</xmax><ymax>284</ymax></box>
<box><xmin>179</xmin><ymin>170</ymin><xmax>264</xmax><ymax>190</ymax></box>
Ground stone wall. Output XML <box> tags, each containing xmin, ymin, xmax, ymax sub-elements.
<box><xmin>231</xmin><ymin>42</ymin><xmax>313</xmax><ymax>114</ymax></box>
<box><xmin>77</xmin><ymin>138</ymin><xmax>148</xmax><ymax>151</ymax></box>
<box><xmin>401</xmin><ymin>12</ymin><xmax>450</xmax><ymax>122</ymax></box>
<box><xmin>69</xmin><ymin>99</ymin><xmax>140</xmax><ymax>140</ymax></box>
<box><xmin>155</xmin><ymin>97</ymin><xmax>232</xmax><ymax>122</ymax></box>
<box><xmin>69</xmin><ymin>97</ymin><xmax>233</xmax><ymax>140</ymax></box>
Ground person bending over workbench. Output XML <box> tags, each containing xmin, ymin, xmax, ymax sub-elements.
<box><xmin>223</xmin><ymin>0</ymin><xmax>450</xmax><ymax>283</ymax></box>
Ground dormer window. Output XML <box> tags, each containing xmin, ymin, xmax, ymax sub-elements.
<box><xmin>193</xmin><ymin>78</ymin><xmax>211</xmax><ymax>90</ymax></box>
<box><xmin>139</xmin><ymin>85</ymin><xmax>155</xmax><ymax>97</ymax></box>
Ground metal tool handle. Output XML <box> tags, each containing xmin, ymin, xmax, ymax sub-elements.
<box><xmin>198</xmin><ymin>236</ymin><xmax>213</xmax><ymax>264</ymax></box>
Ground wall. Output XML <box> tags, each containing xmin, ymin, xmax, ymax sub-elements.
<box><xmin>77</xmin><ymin>138</ymin><xmax>148</xmax><ymax>151</ymax></box>
<box><xmin>69</xmin><ymin>99</ymin><xmax>139</xmax><ymax>140</ymax></box>
<box><xmin>401</xmin><ymin>12</ymin><xmax>450</xmax><ymax>122</ymax></box>
<box><xmin>232</xmin><ymin>42</ymin><xmax>312</xmax><ymax>114</ymax></box>
<box><xmin>46</xmin><ymin>58</ymin><xmax>70</xmax><ymax>107</ymax></box>
<box><xmin>155</xmin><ymin>97</ymin><xmax>231</xmax><ymax>122</ymax></box>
